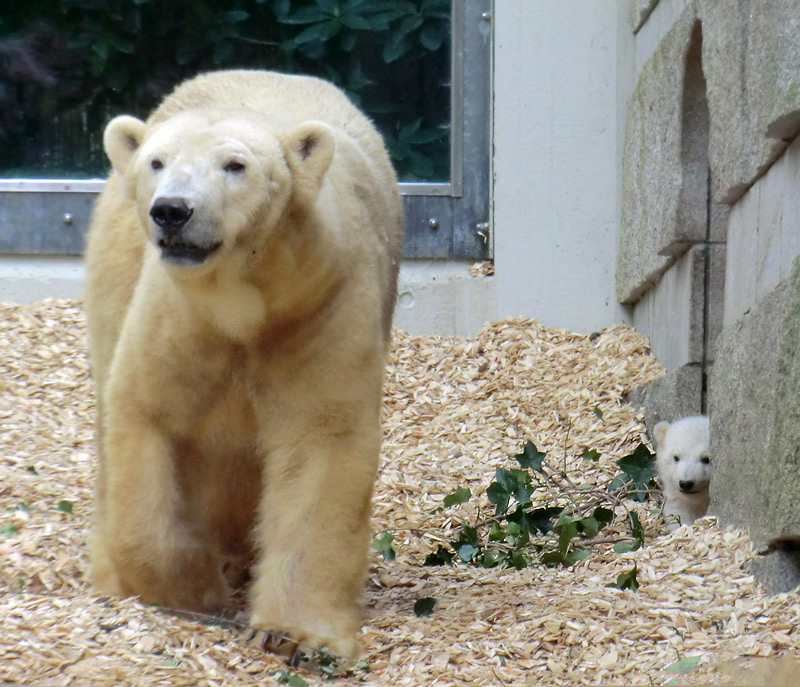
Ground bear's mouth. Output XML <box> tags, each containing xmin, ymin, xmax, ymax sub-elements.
<box><xmin>158</xmin><ymin>237</ymin><xmax>222</xmax><ymax>266</ymax></box>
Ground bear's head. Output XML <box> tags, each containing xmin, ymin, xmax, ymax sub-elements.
<box><xmin>653</xmin><ymin>416</ymin><xmax>711</xmax><ymax>495</ymax></box>
<box><xmin>103</xmin><ymin>109</ymin><xmax>336</xmax><ymax>272</ymax></box>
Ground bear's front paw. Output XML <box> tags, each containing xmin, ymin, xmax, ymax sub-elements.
<box><xmin>246</xmin><ymin>623</ymin><xmax>360</xmax><ymax>664</ymax></box>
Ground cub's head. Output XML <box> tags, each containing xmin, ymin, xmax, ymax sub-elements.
<box><xmin>653</xmin><ymin>415</ymin><xmax>711</xmax><ymax>495</ymax></box>
<box><xmin>103</xmin><ymin>110</ymin><xmax>335</xmax><ymax>271</ymax></box>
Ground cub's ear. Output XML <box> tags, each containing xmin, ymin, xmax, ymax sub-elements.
<box><xmin>103</xmin><ymin>115</ymin><xmax>147</xmax><ymax>174</ymax></box>
<box><xmin>653</xmin><ymin>421</ymin><xmax>671</xmax><ymax>450</ymax></box>
<box><xmin>281</xmin><ymin>121</ymin><xmax>336</xmax><ymax>204</ymax></box>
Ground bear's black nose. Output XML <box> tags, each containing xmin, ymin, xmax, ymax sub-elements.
<box><xmin>150</xmin><ymin>197</ymin><xmax>193</xmax><ymax>231</ymax></box>
<box><xmin>679</xmin><ymin>480</ymin><xmax>695</xmax><ymax>492</ymax></box>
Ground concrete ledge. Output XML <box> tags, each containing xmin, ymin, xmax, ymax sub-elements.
<box><xmin>0</xmin><ymin>255</ymin><xmax>85</xmax><ymax>303</ymax></box>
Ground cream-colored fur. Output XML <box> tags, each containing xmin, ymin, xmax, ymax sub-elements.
<box><xmin>653</xmin><ymin>416</ymin><xmax>711</xmax><ymax>533</ymax></box>
<box><xmin>84</xmin><ymin>70</ymin><xmax>404</xmax><ymax>658</ymax></box>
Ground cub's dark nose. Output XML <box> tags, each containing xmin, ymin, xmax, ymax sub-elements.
<box><xmin>679</xmin><ymin>480</ymin><xmax>695</xmax><ymax>492</ymax></box>
<box><xmin>150</xmin><ymin>197</ymin><xmax>193</xmax><ymax>231</ymax></box>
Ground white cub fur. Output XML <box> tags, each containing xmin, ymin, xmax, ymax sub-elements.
<box><xmin>653</xmin><ymin>415</ymin><xmax>711</xmax><ymax>532</ymax></box>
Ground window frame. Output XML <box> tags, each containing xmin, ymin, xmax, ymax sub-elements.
<box><xmin>0</xmin><ymin>0</ymin><xmax>491</xmax><ymax>260</ymax></box>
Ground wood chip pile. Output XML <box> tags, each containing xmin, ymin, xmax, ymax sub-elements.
<box><xmin>1</xmin><ymin>299</ymin><xmax>799</xmax><ymax>686</ymax></box>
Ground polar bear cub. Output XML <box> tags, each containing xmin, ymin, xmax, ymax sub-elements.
<box><xmin>653</xmin><ymin>415</ymin><xmax>711</xmax><ymax>532</ymax></box>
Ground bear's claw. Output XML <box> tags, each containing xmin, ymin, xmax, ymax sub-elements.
<box><xmin>247</xmin><ymin>628</ymin><xmax>307</xmax><ymax>666</ymax></box>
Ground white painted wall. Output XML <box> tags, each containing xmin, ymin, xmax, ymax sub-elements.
<box><xmin>0</xmin><ymin>1</ymin><xmax>635</xmax><ymax>337</ymax></box>
<box><xmin>492</xmin><ymin>0</ymin><xmax>629</xmax><ymax>333</ymax></box>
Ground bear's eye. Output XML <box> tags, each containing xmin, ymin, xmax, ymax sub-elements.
<box><xmin>701</xmin><ymin>456</ymin><xmax>710</xmax><ymax>465</ymax></box>
<box><xmin>673</xmin><ymin>455</ymin><xmax>680</xmax><ymax>462</ymax></box>
<box><xmin>224</xmin><ymin>161</ymin><xmax>246</xmax><ymax>174</ymax></box>
<box><xmin>151</xmin><ymin>158</ymin><xmax>164</xmax><ymax>171</ymax></box>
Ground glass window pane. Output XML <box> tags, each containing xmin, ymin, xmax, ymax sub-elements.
<box><xmin>0</xmin><ymin>0</ymin><xmax>451</xmax><ymax>182</ymax></box>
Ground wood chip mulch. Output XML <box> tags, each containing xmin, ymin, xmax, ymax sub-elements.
<box><xmin>1</xmin><ymin>299</ymin><xmax>798</xmax><ymax>686</ymax></box>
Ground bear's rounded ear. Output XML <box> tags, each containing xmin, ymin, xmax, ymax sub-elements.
<box><xmin>281</xmin><ymin>121</ymin><xmax>336</xmax><ymax>204</ymax></box>
<box><xmin>653</xmin><ymin>421</ymin><xmax>670</xmax><ymax>449</ymax></box>
<box><xmin>103</xmin><ymin>115</ymin><xmax>147</xmax><ymax>174</ymax></box>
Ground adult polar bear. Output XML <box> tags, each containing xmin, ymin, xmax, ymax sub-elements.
<box><xmin>84</xmin><ymin>70</ymin><xmax>404</xmax><ymax>659</ymax></box>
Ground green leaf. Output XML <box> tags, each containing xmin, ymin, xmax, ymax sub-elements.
<box><xmin>457</xmin><ymin>544</ymin><xmax>477</xmax><ymax>562</ymax></box>
<box><xmin>606</xmin><ymin>474</ymin><xmax>627</xmax><ymax>492</ymax></box>
<box><xmin>592</xmin><ymin>507</ymin><xmax>614</xmax><ymax>526</ymax></box>
<box><xmin>488</xmin><ymin>523</ymin><xmax>506</xmax><ymax>542</ymax></box>
<box><xmin>274</xmin><ymin>670</ymin><xmax>309</xmax><ymax>687</ymax></box>
<box><xmin>423</xmin><ymin>545</ymin><xmax>453</xmax><ymax>566</ymax></box>
<box><xmin>57</xmin><ymin>500</ymin><xmax>73</xmax><ymax>515</ymax></box>
<box><xmin>593</xmin><ymin>406</ymin><xmax>604</xmax><ymax>420</ymax></box>
<box><xmin>515</xmin><ymin>441</ymin><xmax>546</xmax><ymax>470</ymax></box>
<box><xmin>413</xmin><ymin>597</ymin><xmax>436</xmax><ymax>617</ymax></box>
<box><xmin>556</xmin><ymin>521</ymin><xmax>578</xmax><ymax>556</ymax></box>
<box><xmin>0</xmin><ymin>524</ymin><xmax>19</xmax><ymax>537</ymax></box>
<box><xmin>282</xmin><ymin>6</ymin><xmax>332</xmax><ymax>24</ymax></box>
<box><xmin>510</xmin><ymin>550</ymin><xmax>532</xmax><ymax>569</ymax></box>
<box><xmin>581</xmin><ymin>449</ymin><xmax>601</xmax><ymax>462</ymax></box>
<box><xmin>494</xmin><ymin>467</ymin><xmax>517</xmax><ymax>493</ymax></box>
<box><xmin>293</xmin><ymin>20</ymin><xmax>340</xmax><ymax>45</ymax></box>
<box><xmin>616</xmin><ymin>444</ymin><xmax>656</xmax><ymax>488</ymax></box>
<box><xmin>666</xmin><ymin>655</ymin><xmax>702</xmax><ymax>674</ymax></box>
<box><xmin>525</xmin><ymin>507</ymin><xmax>562</xmax><ymax>535</ymax></box>
<box><xmin>480</xmin><ymin>549</ymin><xmax>503</xmax><ymax>568</ymax></box>
<box><xmin>541</xmin><ymin>551</ymin><xmax>565</xmax><ymax>567</ymax></box>
<box><xmin>372</xmin><ymin>530</ymin><xmax>395</xmax><ymax>560</ymax></box>
<box><xmin>26</xmin><ymin>466</ymin><xmax>38</xmax><ymax>475</ymax></box>
<box><xmin>419</xmin><ymin>24</ymin><xmax>445</xmax><ymax>51</ymax></box>
<box><xmin>613</xmin><ymin>540</ymin><xmax>638</xmax><ymax>554</ymax></box>
<box><xmin>613</xmin><ymin>564</ymin><xmax>640</xmax><ymax>591</ymax></box>
<box><xmin>442</xmin><ymin>487</ymin><xmax>471</xmax><ymax>508</ymax></box>
<box><xmin>628</xmin><ymin>511</ymin><xmax>644</xmax><ymax>543</ymax></box>
<box><xmin>383</xmin><ymin>34</ymin><xmax>410</xmax><ymax>63</ymax></box>
<box><xmin>563</xmin><ymin>549</ymin><xmax>591</xmax><ymax>566</ymax></box>
<box><xmin>224</xmin><ymin>10</ymin><xmax>250</xmax><ymax>23</ymax></box>
<box><xmin>578</xmin><ymin>516</ymin><xmax>600</xmax><ymax>538</ymax></box>
<box><xmin>486</xmin><ymin>481</ymin><xmax>510</xmax><ymax>516</ymax></box>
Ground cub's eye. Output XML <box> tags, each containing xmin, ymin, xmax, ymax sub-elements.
<box><xmin>151</xmin><ymin>158</ymin><xmax>164</xmax><ymax>171</ymax></box>
<box><xmin>673</xmin><ymin>455</ymin><xmax>680</xmax><ymax>462</ymax></box>
<box><xmin>224</xmin><ymin>161</ymin><xmax>246</xmax><ymax>174</ymax></box>
<box><xmin>701</xmin><ymin>456</ymin><xmax>710</xmax><ymax>465</ymax></box>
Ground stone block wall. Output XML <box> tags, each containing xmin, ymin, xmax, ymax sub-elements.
<box><xmin>620</xmin><ymin>0</ymin><xmax>800</xmax><ymax>590</ymax></box>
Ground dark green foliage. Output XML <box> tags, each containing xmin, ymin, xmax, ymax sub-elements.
<box><xmin>612</xmin><ymin>564</ymin><xmax>640</xmax><ymax>591</ymax></box>
<box><xmin>274</xmin><ymin>670</ymin><xmax>309</xmax><ymax>687</ymax></box>
<box><xmin>581</xmin><ymin>449</ymin><xmax>601</xmax><ymax>462</ymax></box>
<box><xmin>423</xmin><ymin>545</ymin><xmax>453</xmax><ymax>566</ymax></box>
<box><xmin>666</xmin><ymin>655</ymin><xmax>701</xmax><ymax>674</ymax></box>
<box><xmin>372</xmin><ymin>530</ymin><xmax>395</xmax><ymax>560</ymax></box>
<box><xmin>417</xmin><ymin>439</ymin><xmax>656</xmax><ymax>583</ymax></box>
<box><xmin>413</xmin><ymin>596</ymin><xmax>436</xmax><ymax>617</ymax></box>
<box><xmin>610</xmin><ymin>443</ymin><xmax>657</xmax><ymax>502</ymax></box>
<box><xmin>57</xmin><ymin>500</ymin><xmax>74</xmax><ymax>514</ymax></box>
<box><xmin>515</xmin><ymin>440</ymin><xmax>546</xmax><ymax>470</ymax></box>
<box><xmin>441</xmin><ymin>486</ymin><xmax>471</xmax><ymax>508</ymax></box>
<box><xmin>0</xmin><ymin>1</ymin><xmax>451</xmax><ymax>180</ymax></box>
